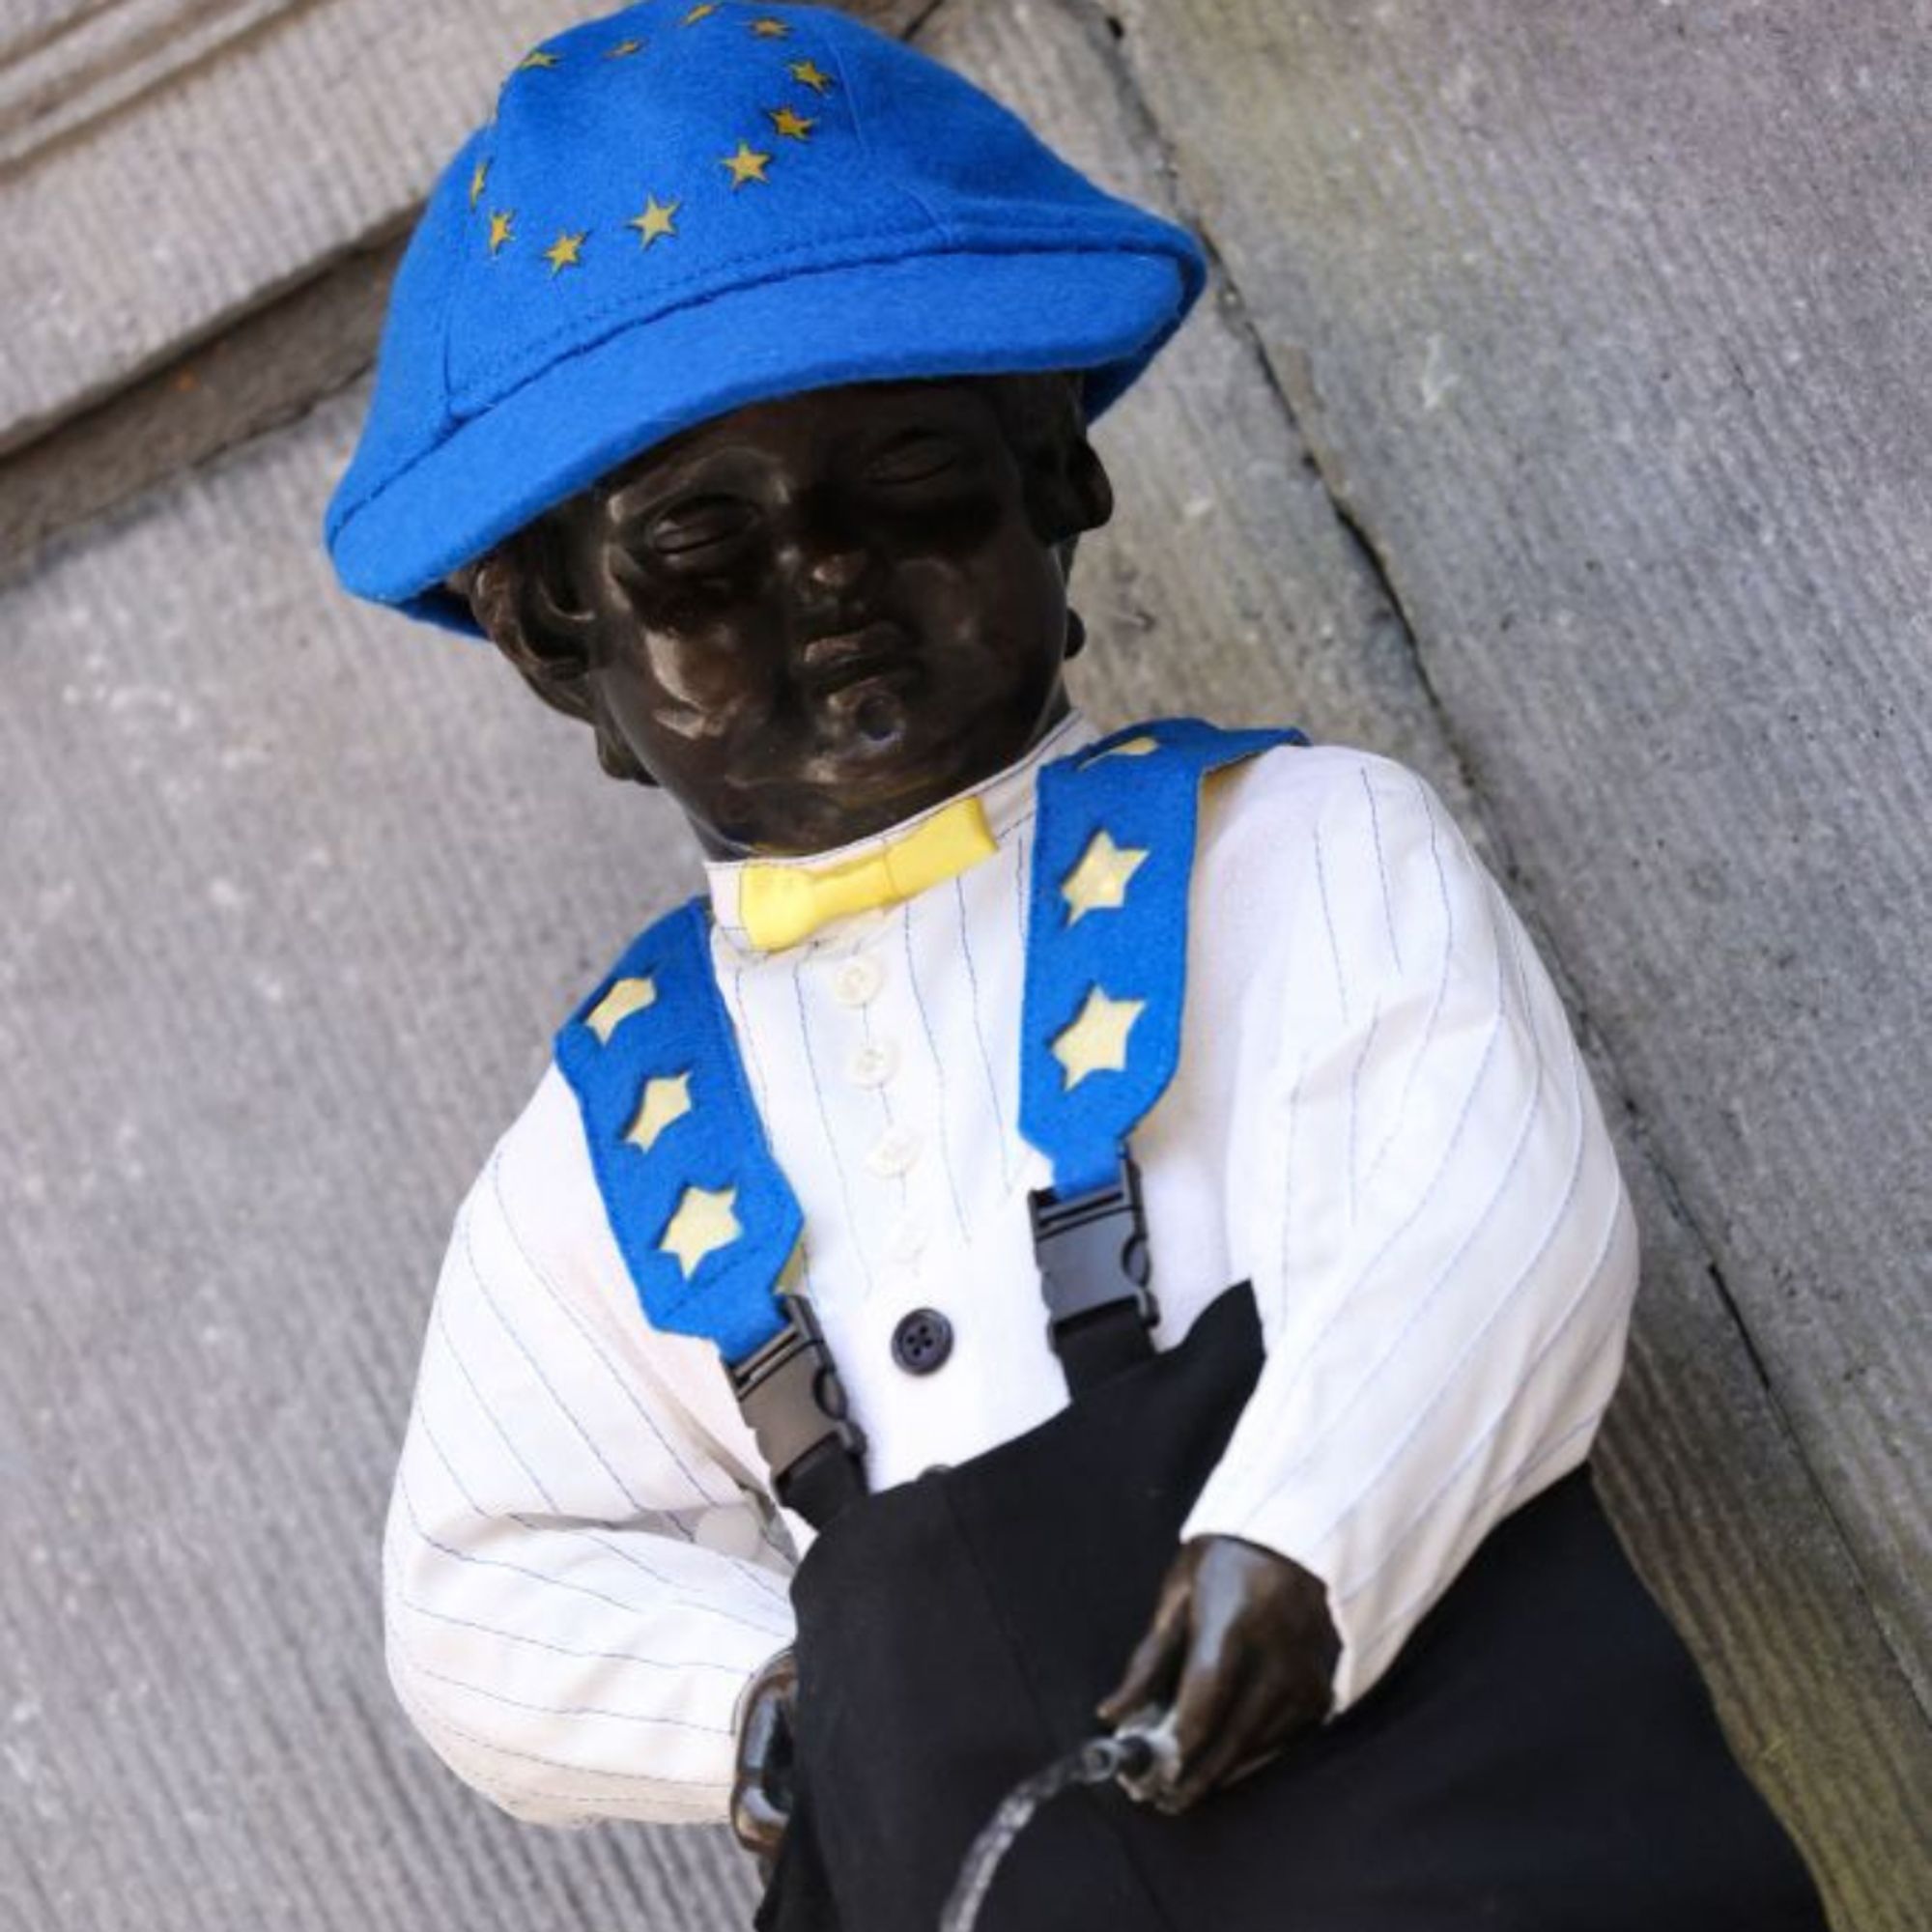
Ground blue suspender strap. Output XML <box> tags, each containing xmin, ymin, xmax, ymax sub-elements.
<box><xmin>554</xmin><ymin>717</ymin><xmax>1306</xmax><ymax>1485</ymax></box>
<box><xmin>1019</xmin><ymin>718</ymin><xmax>1306</xmax><ymax>1384</ymax></box>
<box><xmin>554</xmin><ymin>896</ymin><xmax>866</xmax><ymax>1526</ymax></box>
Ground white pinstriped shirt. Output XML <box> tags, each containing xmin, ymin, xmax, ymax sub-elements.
<box><xmin>384</xmin><ymin>711</ymin><xmax>1638</xmax><ymax>1827</ymax></box>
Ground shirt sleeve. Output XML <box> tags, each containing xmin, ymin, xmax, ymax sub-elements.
<box><xmin>383</xmin><ymin>1112</ymin><xmax>796</xmax><ymax>1827</ymax></box>
<box><xmin>1182</xmin><ymin>753</ymin><xmax>1638</xmax><ymax>1712</ymax></box>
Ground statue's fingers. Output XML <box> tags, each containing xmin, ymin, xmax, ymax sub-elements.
<box><xmin>1097</xmin><ymin>1574</ymin><xmax>1191</xmax><ymax>1726</ymax></box>
<box><xmin>1175</xmin><ymin>1658</ymin><xmax>1327</xmax><ymax>1808</ymax></box>
<box><xmin>1179</xmin><ymin>1720</ymin><xmax>1276</xmax><ymax>1811</ymax></box>
<box><xmin>1157</xmin><ymin>1643</ymin><xmax>1249</xmax><ymax>1811</ymax></box>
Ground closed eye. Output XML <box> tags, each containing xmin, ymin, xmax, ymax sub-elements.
<box><xmin>863</xmin><ymin>432</ymin><xmax>967</xmax><ymax>487</ymax></box>
<box><xmin>643</xmin><ymin>495</ymin><xmax>759</xmax><ymax>556</ymax></box>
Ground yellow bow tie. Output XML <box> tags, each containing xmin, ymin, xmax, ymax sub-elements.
<box><xmin>736</xmin><ymin>796</ymin><xmax>999</xmax><ymax>951</ymax></box>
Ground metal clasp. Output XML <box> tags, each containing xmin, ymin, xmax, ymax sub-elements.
<box><xmin>1027</xmin><ymin>1153</ymin><xmax>1159</xmax><ymax>1351</ymax></box>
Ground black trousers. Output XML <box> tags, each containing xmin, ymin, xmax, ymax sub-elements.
<box><xmin>757</xmin><ymin>1285</ymin><xmax>1827</xmax><ymax>1932</ymax></box>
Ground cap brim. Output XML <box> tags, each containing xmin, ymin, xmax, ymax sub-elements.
<box><xmin>325</xmin><ymin>243</ymin><xmax>1198</xmax><ymax>636</ymax></box>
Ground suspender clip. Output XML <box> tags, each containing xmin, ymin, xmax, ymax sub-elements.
<box><xmin>1028</xmin><ymin>1153</ymin><xmax>1159</xmax><ymax>1352</ymax></box>
<box><xmin>728</xmin><ymin>1294</ymin><xmax>867</xmax><ymax>1525</ymax></box>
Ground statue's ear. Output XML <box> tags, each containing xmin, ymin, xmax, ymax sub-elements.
<box><xmin>457</xmin><ymin>524</ymin><xmax>654</xmax><ymax>785</ymax></box>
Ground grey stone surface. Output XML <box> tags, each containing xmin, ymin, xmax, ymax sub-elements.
<box><xmin>0</xmin><ymin>387</ymin><xmax>756</xmax><ymax>1931</ymax></box>
<box><xmin>5</xmin><ymin>0</ymin><xmax>1930</xmax><ymax>1928</ymax></box>
<box><xmin>1103</xmin><ymin>0</ymin><xmax>1932</xmax><ymax>1746</ymax></box>
<box><xmin>0</xmin><ymin>227</ymin><xmax>407</xmax><ymax>589</ymax></box>
<box><xmin>6</xmin><ymin>0</ymin><xmax>581</xmax><ymax>451</ymax></box>
<box><xmin>1</xmin><ymin>0</ymin><xmax>928</xmax><ymax>453</ymax></box>
<box><xmin>0</xmin><ymin>0</ymin><xmax>298</xmax><ymax>168</ymax></box>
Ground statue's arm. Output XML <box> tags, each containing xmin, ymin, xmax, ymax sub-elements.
<box><xmin>1111</xmin><ymin>751</ymin><xmax>1637</xmax><ymax>1804</ymax></box>
<box><xmin>384</xmin><ymin>1107</ymin><xmax>797</xmax><ymax>1828</ymax></box>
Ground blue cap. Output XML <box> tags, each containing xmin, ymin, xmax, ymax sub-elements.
<box><xmin>322</xmin><ymin>0</ymin><xmax>1208</xmax><ymax>635</ymax></box>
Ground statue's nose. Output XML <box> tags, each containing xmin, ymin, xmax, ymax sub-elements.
<box><xmin>787</xmin><ymin>492</ymin><xmax>882</xmax><ymax>632</ymax></box>
<box><xmin>803</xmin><ymin>546</ymin><xmax>870</xmax><ymax>599</ymax></box>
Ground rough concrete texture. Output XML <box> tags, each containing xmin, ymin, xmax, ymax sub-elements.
<box><xmin>1</xmin><ymin>230</ymin><xmax>409</xmax><ymax>589</ymax></box>
<box><xmin>4</xmin><ymin>1</ymin><xmax>1929</xmax><ymax>1929</ymax></box>
<box><xmin>1105</xmin><ymin>0</ymin><xmax>1932</xmax><ymax>1717</ymax></box>
<box><xmin>1</xmin><ymin>0</ymin><xmax>926</xmax><ymax>451</ymax></box>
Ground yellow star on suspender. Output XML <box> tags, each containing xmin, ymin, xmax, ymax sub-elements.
<box><xmin>721</xmin><ymin>141</ymin><xmax>773</xmax><ymax>187</ymax></box>
<box><xmin>1062</xmin><ymin>830</ymin><xmax>1149</xmax><ymax>923</ymax></box>
<box><xmin>681</xmin><ymin>2</ymin><xmax>718</xmax><ymax>21</ymax></box>
<box><xmin>787</xmin><ymin>58</ymin><xmax>834</xmax><ymax>93</ymax></box>
<box><xmin>1052</xmin><ymin>987</ymin><xmax>1145</xmax><ymax>1090</ymax></box>
<box><xmin>767</xmin><ymin>104</ymin><xmax>815</xmax><ymax>140</ymax></box>
<box><xmin>543</xmin><ymin>230</ymin><xmax>586</xmax><ymax>274</ymax></box>
<box><xmin>626</xmin><ymin>1073</ymin><xmax>694</xmax><ymax>1153</ymax></box>
<box><xmin>517</xmin><ymin>46</ymin><xmax>560</xmax><ymax>69</ymax></box>
<box><xmin>1082</xmin><ymin>734</ymin><xmax>1160</xmax><ymax>766</ymax></box>
<box><xmin>585</xmin><ymin>976</ymin><xmax>656</xmax><ymax>1041</ymax></box>
<box><xmin>486</xmin><ymin>209</ymin><xmax>515</xmax><ymax>256</ymax></box>
<box><xmin>469</xmin><ymin>158</ymin><xmax>489</xmax><ymax>209</ymax></box>
<box><xmin>605</xmin><ymin>37</ymin><xmax>643</xmax><ymax>57</ymax></box>
<box><xmin>627</xmin><ymin>194</ymin><xmax>680</xmax><ymax>247</ymax></box>
<box><xmin>660</xmin><ymin>1184</ymin><xmax>741</xmax><ymax>1277</ymax></box>
<box><xmin>750</xmin><ymin>16</ymin><xmax>791</xmax><ymax>36</ymax></box>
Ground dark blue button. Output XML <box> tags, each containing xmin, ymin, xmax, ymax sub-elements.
<box><xmin>891</xmin><ymin>1307</ymin><xmax>953</xmax><ymax>1376</ymax></box>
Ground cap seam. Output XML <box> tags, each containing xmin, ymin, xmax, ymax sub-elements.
<box><xmin>440</xmin><ymin>207</ymin><xmax>1146</xmax><ymax>413</ymax></box>
<box><xmin>434</xmin><ymin>129</ymin><xmax>491</xmax><ymax>440</ymax></box>
<box><xmin>332</xmin><ymin>233</ymin><xmax>1180</xmax><ymax>546</ymax></box>
<box><xmin>446</xmin><ymin>216</ymin><xmax>931</xmax><ymax>410</ymax></box>
<box><xmin>823</xmin><ymin>17</ymin><xmax>952</xmax><ymax>242</ymax></box>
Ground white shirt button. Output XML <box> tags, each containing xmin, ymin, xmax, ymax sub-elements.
<box><xmin>867</xmin><ymin>1126</ymin><xmax>922</xmax><ymax>1179</ymax></box>
<box><xmin>848</xmin><ymin>1040</ymin><xmax>898</xmax><ymax>1089</ymax></box>
<box><xmin>886</xmin><ymin>1213</ymin><xmax>930</xmax><ymax>1264</ymax></box>
<box><xmin>834</xmin><ymin>956</ymin><xmax>883</xmax><ymax>1007</ymax></box>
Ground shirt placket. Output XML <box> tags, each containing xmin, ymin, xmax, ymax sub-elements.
<box><xmin>821</xmin><ymin>922</ymin><xmax>966</xmax><ymax>1393</ymax></box>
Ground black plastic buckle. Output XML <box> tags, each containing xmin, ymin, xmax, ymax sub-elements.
<box><xmin>727</xmin><ymin>1294</ymin><xmax>867</xmax><ymax>1496</ymax></box>
<box><xmin>1027</xmin><ymin>1153</ymin><xmax>1159</xmax><ymax>1351</ymax></box>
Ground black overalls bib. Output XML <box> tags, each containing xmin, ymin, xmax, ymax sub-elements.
<box><xmin>757</xmin><ymin>1281</ymin><xmax>1825</xmax><ymax>1932</ymax></box>
<box><xmin>554</xmin><ymin>721</ymin><xmax>1825</xmax><ymax>1932</ymax></box>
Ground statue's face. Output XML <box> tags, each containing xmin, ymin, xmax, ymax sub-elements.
<box><xmin>547</xmin><ymin>377</ymin><xmax>1092</xmax><ymax>855</ymax></box>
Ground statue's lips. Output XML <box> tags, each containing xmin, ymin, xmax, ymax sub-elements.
<box><xmin>796</xmin><ymin>620</ymin><xmax>916</xmax><ymax>700</ymax></box>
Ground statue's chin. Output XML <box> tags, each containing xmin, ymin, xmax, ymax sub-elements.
<box><xmin>705</xmin><ymin>677</ymin><xmax>1059</xmax><ymax>855</ymax></box>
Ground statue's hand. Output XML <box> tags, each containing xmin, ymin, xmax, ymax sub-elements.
<box><xmin>1097</xmin><ymin>1535</ymin><xmax>1338</xmax><ymax>1814</ymax></box>
<box><xmin>730</xmin><ymin>1649</ymin><xmax>798</xmax><ymax>1869</ymax></box>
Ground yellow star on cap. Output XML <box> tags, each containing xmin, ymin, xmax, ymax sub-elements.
<box><xmin>767</xmin><ymin>104</ymin><xmax>815</xmax><ymax>140</ymax></box>
<box><xmin>627</xmin><ymin>194</ymin><xmax>680</xmax><ymax>247</ymax></box>
<box><xmin>518</xmin><ymin>46</ymin><xmax>560</xmax><ymax>69</ymax></box>
<box><xmin>787</xmin><ymin>58</ymin><xmax>834</xmax><ymax>93</ymax></box>
<box><xmin>681</xmin><ymin>2</ymin><xmax>717</xmax><ymax>21</ymax></box>
<box><xmin>750</xmin><ymin>16</ymin><xmax>791</xmax><ymax>36</ymax></box>
<box><xmin>626</xmin><ymin>1073</ymin><xmax>694</xmax><ymax>1153</ymax></box>
<box><xmin>486</xmin><ymin>209</ymin><xmax>515</xmax><ymax>256</ymax></box>
<box><xmin>1083</xmin><ymin>734</ymin><xmax>1160</xmax><ymax>765</ymax></box>
<box><xmin>1062</xmin><ymin>830</ymin><xmax>1150</xmax><ymax>923</ymax></box>
<box><xmin>1052</xmin><ymin>987</ymin><xmax>1145</xmax><ymax>1090</ymax></box>
<box><xmin>605</xmin><ymin>37</ymin><xmax>643</xmax><ymax>57</ymax></box>
<box><xmin>722</xmin><ymin>141</ymin><xmax>773</xmax><ymax>187</ymax></box>
<box><xmin>660</xmin><ymin>1184</ymin><xmax>741</xmax><ymax>1278</ymax></box>
<box><xmin>469</xmin><ymin>158</ymin><xmax>489</xmax><ymax>209</ymax></box>
<box><xmin>585</xmin><ymin>975</ymin><xmax>657</xmax><ymax>1041</ymax></box>
<box><xmin>544</xmin><ymin>230</ymin><xmax>586</xmax><ymax>274</ymax></box>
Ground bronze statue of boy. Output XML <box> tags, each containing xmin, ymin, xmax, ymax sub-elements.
<box><xmin>326</xmin><ymin>6</ymin><xmax>1827</xmax><ymax>1927</ymax></box>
